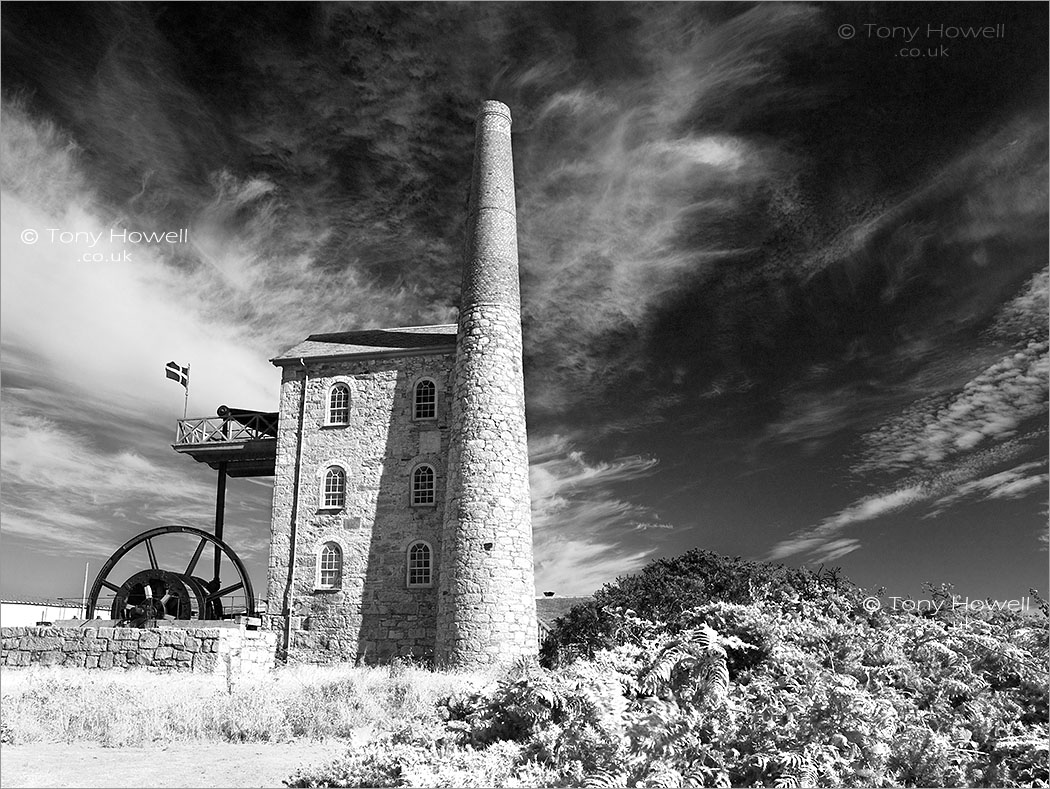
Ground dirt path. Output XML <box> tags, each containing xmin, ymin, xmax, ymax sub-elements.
<box><xmin>0</xmin><ymin>740</ymin><xmax>349</xmax><ymax>788</ymax></box>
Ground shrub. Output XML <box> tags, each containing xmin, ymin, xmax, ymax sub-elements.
<box><xmin>284</xmin><ymin>729</ymin><xmax>524</xmax><ymax>788</ymax></box>
<box><xmin>4</xmin><ymin>553</ymin><xmax>1045</xmax><ymax>789</ymax></box>
<box><xmin>527</xmin><ymin>559</ymin><xmax>1047</xmax><ymax>788</ymax></box>
<box><xmin>540</xmin><ymin>549</ymin><xmax>864</xmax><ymax>666</ymax></box>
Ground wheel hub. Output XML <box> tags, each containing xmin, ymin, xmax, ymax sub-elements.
<box><xmin>111</xmin><ymin>569</ymin><xmax>204</xmax><ymax>623</ymax></box>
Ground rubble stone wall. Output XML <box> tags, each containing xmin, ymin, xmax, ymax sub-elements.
<box><xmin>435</xmin><ymin>100</ymin><xmax>538</xmax><ymax>666</ymax></box>
<box><xmin>267</xmin><ymin>352</ymin><xmax>454</xmax><ymax>664</ymax></box>
<box><xmin>1</xmin><ymin>626</ymin><xmax>276</xmax><ymax>677</ymax></box>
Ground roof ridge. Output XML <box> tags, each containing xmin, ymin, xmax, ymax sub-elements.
<box><xmin>272</xmin><ymin>324</ymin><xmax>458</xmax><ymax>365</ymax></box>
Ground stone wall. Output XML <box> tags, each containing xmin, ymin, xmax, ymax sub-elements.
<box><xmin>267</xmin><ymin>352</ymin><xmax>454</xmax><ymax>664</ymax></box>
<box><xmin>1</xmin><ymin>626</ymin><xmax>277</xmax><ymax>677</ymax></box>
<box><xmin>435</xmin><ymin>101</ymin><xmax>538</xmax><ymax>666</ymax></box>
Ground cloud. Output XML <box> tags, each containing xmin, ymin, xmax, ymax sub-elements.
<box><xmin>767</xmin><ymin>485</ymin><xmax>925</xmax><ymax>562</ymax></box>
<box><xmin>633</xmin><ymin>522</ymin><xmax>675</xmax><ymax>531</ymax></box>
<box><xmin>795</xmin><ymin>116</ymin><xmax>1049</xmax><ymax>284</ymax></box>
<box><xmin>988</xmin><ymin>268</ymin><xmax>1050</xmax><ymax>344</ymax></box>
<box><xmin>0</xmin><ymin>401</ymin><xmax>214</xmax><ymax>556</ymax></box>
<box><xmin>810</xmin><ymin>538</ymin><xmax>863</xmax><ymax>565</ymax></box>
<box><xmin>761</xmin><ymin>388</ymin><xmax>862</xmax><ymax>450</ymax></box>
<box><xmin>857</xmin><ymin>340</ymin><xmax>1048</xmax><ymax>475</ymax></box>
<box><xmin>529</xmin><ymin>434</ymin><xmax>669</xmax><ymax>595</ymax></box>
<box><xmin>0</xmin><ymin>100</ymin><xmax>282</xmax><ymax>570</ymax></box>
<box><xmin>3</xmin><ymin>2</ymin><xmax>1047</xmax><ymax>602</ymax></box>
<box><xmin>531</xmin><ymin>539</ymin><xmax>654</xmax><ymax>600</ymax></box>
<box><xmin>768</xmin><ymin>262</ymin><xmax>1048</xmax><ymax>564</ymax></box>
<box><xmin>1</xmin><ymin>100</ymin><xmax>282</xmax><ymax>413</ymax></box>
<box><xmin>927</xmin><ymin>461</ymin><xmax>1049</xmax><ymax>515</ymax></box>
<box><xmin>509</xmin><ymin>6</ymin><xmax>832</xmax><ymax>420</ymax></box>
<box><xmin>768</xmin><ymin>433</ymin><xmax>1048</xmax><ymax>563</ymax></box>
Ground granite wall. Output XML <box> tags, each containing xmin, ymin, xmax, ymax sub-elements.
<box><xmin>267</xmin><ymin>353</ymin><xmax>454</xmax><ymax>664</ymax></box>
<box><xmin>1</xmin><ymin>625</ymin><xmax>276</xmax><ymax>677</ymax></box>
<box><xmin>435</xmin><ymin>101</ymin><xmax>538</xmax><ymax>666</ymax></box>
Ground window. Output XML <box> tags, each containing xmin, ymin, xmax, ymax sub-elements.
<box><xmin>323</xmin><ymin>467</ymin><xmax>346</xmax><ymax>508</ymax></box>
<box><xmin>407</xmin><ymin>541</ymin><xmax>432</xmax><ymax>587</ymax></box>
<box><xmin>411</xmin><ymin>465</ymin><xmax>435</xmax><ymax>506</ymax></box>
<box><xmin>328</xmin><ymin>384</ymin><xmax>350</xmax><ymax>425</ymax></box>
<box><xmin>413</xmin><ymin>379</ymin><xmax>436</xmax><ymax>420</ymax></box>
<box><xmin>318</xmin><ymin>542</ymin><xmax>342</xmax><ymax>589</ymax></box>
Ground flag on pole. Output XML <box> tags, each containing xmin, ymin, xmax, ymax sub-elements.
<box><xmin>165</xmin><ymin>361</ymin><xmax>189</xmax><ymax>388</ymax></box>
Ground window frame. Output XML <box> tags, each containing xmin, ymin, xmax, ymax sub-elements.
<box><xmin>406</xmin><ymin>540</ymin><xmax>433</xmax><ymax>588</ymax></box>
<box><xmin>321</xmin><ymin>466</ymin><xmax>346</xmax><ymax>510</ymax></box>
<box><xmin>316</xmin><ymin>541</ymin><xmax>343</xmax><ymax>590</ymax></box>
<box><xmin>410</xmin><ymin>464</ymin><xmax>436</xmax><ymax>507</ymax></box>
<box><xmin>412</xmin><ymin>378</ymin><xmax>438</xmax><ymax>421</ymax></box>
<box><xmin>326</xmin><ymin>383</ymin><xmax>351</xmax><ymax>426</ymax></box>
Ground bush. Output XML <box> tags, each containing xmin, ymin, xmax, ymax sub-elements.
<box><xmin>284</xmin><ymin>729</ymin><xmax>524</xmax><ymax>788</ymax></box>
<box><xmin>4</xmin><ymin>552</ymin><xmax>1045</xmax><ymax>789</ymax></box>
<box><xmin>541</xmin><ymin>549</ymin><xmax>864</xmax><ymax>667</ymax></box>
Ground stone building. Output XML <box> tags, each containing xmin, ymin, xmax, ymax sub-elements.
<box><xmin>265</xmin><ymin>101</ymin><xmax>538</xmax><ymax>666</ymax></box>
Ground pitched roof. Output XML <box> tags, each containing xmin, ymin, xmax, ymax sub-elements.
<box><xmin>272</xmin><ymin>324</ymin><xmax>457</xmax><ymax>365</ymax></box>
<box><xmin>1</xmin><ymin>597</ymin><xmax>84</xmax><ymax>608</ymax></box>
<box><xmin>535</xmin><ymin>596</ymin><xmax>593</xmax><ymax>633</ymax></box>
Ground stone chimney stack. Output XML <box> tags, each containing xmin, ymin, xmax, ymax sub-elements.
<box><xmin>435</xmin><ymin>101</ymin><xmax>537</xmax><ymax>666</ymax></box>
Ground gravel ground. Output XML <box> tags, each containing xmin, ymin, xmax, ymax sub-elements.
<box><xmin>0</xmin><ymin>740</ymin><xmax>350</xmax><ymax>788</ymax></box>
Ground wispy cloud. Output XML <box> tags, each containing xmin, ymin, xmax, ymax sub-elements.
<box><xmin>513</xmin><ymin>6</ymin><xmax>830</xmax><ymax>420</ymax></box>
<box><xmin>769</xmin><ymin>431</ymin><xmax>1048</xmax><ymax>564</ymax></box>
<box><xmin>2</xmin><ymin>2</ymin><xmax>1047</xmax><ymax>602</ymax></box>
<box><xmin>767</xmin><ymin>485</ymin><xmax>923</xmax><ymax>563</ymax></box>
<box><xmin>768</xmin><ymin>263</ymin><xmax>1048</xmax><ymax>563</ymax></box>
<box><xmin>529</xmin><ymin>434</ymin><xmax>668</xmax><ymax>595</ymax></box>
<box><xmin>858</xmin><ymin>338</ymin><xmax>1048</xmax><ymax>475</ymax></box>
<box><xmin>928</xmin><ymin>461</ymin><xmax>1049</xmax><ymax>516</ymax></box>
<box><xmin>0</xmin><ymin>401</ymin><xmax>214</xmax><ymax>555</ymax></box>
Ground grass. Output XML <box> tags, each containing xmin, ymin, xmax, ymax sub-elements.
<box><xmin>0</xmin><ymin>661</ymin><xmax>493</xmax><ymax>748</ymax></box>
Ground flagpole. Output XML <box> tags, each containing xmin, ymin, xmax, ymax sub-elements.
<box><xmin>184</xmin><ymin>364</ymin><xmax>190</xmax><ymax>419</ymax></box>
<box><xmin>82</xmin><ymin>562</ymin><xmax>89</xmax><ymax>619</ymax></box>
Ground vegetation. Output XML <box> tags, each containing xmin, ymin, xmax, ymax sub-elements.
<box><xmin>0</xmin><ymin>661</ymin><xmax>488</xmax><ymax>747</ymax></box>
<box><xmin>3</xmin><ymin>551</ymin><xmax>1047</xmax><ymax>787</ymax></box>
<box><xmin>290</xmin><ymin>554</ymin><xmax>1048</xmax><ymax>787</ymax></box>
<box><xmin>539</xmin><ymin>549</ymin><xmax>863</xmax><ymax>670</ymax></box>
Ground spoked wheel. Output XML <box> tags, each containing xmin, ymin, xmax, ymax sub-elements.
<box><xmin>113</xmin><ymin>569</ymin><xmax>205</xmax><ymax>623</ymax></box>
<box><xmin>86</xmin><ymin>526</ymin><xmax>255</xmax><ymax>621</ymax></box>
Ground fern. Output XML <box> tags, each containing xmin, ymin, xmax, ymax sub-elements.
<box><xmin>438</xmin><ymin>558</ymin><xmax>1047</xmax><ymax>788</ymax></box>
<box><xmin>583</xmin><ymin>768</ymin><xmax>628</xmax><ymax>788</ymax></box>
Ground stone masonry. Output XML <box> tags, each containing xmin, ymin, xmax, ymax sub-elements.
<box><xmin>435</xmin><ymin>101</ymin><xmax>538</xmax><ymax>666</ymax></box>
<box><xmin>1</xmin><ymin>626</ymin><xmax>276</xmax><ymax>678</ymax></box>
<box><xmin>267</xmin><ymin>339</ymin><xmax>456</xmax><ymax>663</ymax></box>
<box><xmin>266</xmin><ymin>100</ymin><xmax>537</xmax><ymax>666</ymax></box>
<box><xmin>4</xmin><ymin>103</ymin><xmax>535</xmax><ymax>674</ymax></box>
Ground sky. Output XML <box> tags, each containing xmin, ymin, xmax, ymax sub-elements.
<box><xmin>1</xmin><ymin>2</ymin><xmax>1047</xmax><ymax>608</ymax></box>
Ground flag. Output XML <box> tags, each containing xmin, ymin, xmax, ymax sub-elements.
<box><xmin>165</xmin><ymin>361</ymin><xmax>189</xmax><ymax>389</ymax></box>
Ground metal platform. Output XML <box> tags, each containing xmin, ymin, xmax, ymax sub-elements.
<box><xmin>172</xmin><ymin>410</ymin><xmax>277</xmax><ymax>477</ymax></box>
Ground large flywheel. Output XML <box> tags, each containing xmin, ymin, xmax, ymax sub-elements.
<box><xmin>86</xmin><ymin>526</ymin><xmax>255</xmax><ymax>622</ymax></box>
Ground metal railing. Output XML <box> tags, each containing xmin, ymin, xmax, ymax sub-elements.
<box><xmin>175</xmin><ymin>414</ymin><xmax>278</xmax><ymax>444</ymax></box>
<box><xmin>91</xmin><ymin>593</ymin><xmax>257</xmax><ymax>621</ymax></box>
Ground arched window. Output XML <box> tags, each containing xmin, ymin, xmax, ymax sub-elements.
<box><xmin>407</xmin><ymin>541</ymin><xmax>432</xmax><ymax>587</ymax></box>
<box><xmin>323</xmin><ymin>467</ymin><xmax>346</xmax><ymax>508</ymax></box>
<box><xmin>411</xmin><ymin>465</ymin><xmax>435</xmax><ymax>506</ymax></box>
<box><xmin>328</xmin><ymin>383</ymin><xmax>350</xmax><ymax>425</ymax></box>
<box><xmin>413</xmin><ymin>379</ymin><xmax>436</xmax><ymax>420</ymax></box>
<box><xmin>317</xmin><ymin>542</ymin><xmax>342</xmax><ymax>589</ymax></box>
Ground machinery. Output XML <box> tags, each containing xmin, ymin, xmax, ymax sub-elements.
<box><xmin>85</xmin><ymin>406</ymin><xmax>278</xmax><ymax>624</ymax></box>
